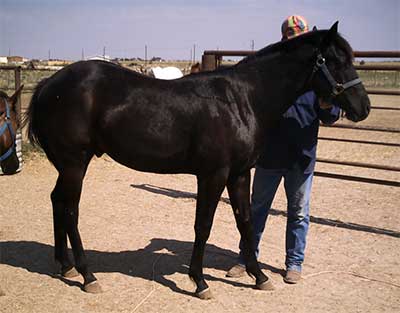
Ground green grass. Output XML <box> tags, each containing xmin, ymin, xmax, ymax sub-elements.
<box><xmin>358</xmin><ymin>70</ymin><xmax>399</xmax><ymax>88</ymax></box>
<box><xmin>0</xmin><ymin>69</ymin><xmax>57</xmax><ymax>93</ymax></box>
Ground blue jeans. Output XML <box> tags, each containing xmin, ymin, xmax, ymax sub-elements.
<box><xmin>239</xmin><ymin>164</ymin><xmax>313</xmax><ymax>272</ymax></box>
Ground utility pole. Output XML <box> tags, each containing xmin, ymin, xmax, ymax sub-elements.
<box><xmin>251</xmin><ymin>40</ymin><xmax>255</xmax><ymax>51</ymax></box>
<box><xmin>103</xmin><ymin>46</ymin><xmax>106</xmax><ymax>58</ymax></box>
<box><xmin>145</xmin><ymin>45</ymin><xmax>147</xmax><ymax>65</ymax></box>
<box><xmin>81</xmin><ymin>48</ymin><xmax>85</xmax><ymax>60</ymax></box>
<box><xmin>193</xmin><ymin>44</ymin><xmax>196</xmax><ymax>62</ymax></box>
<box><xmin>48</xmin><ymin>49</ymin><xmax>51</xmax><ymax>60</ymax></box>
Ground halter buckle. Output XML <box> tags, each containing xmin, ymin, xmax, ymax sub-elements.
<box><xmin>316</xmin><ymin>55</ymin><xmax>325</xmax><ymax>67</ymax></box>
<box><xmin>333</xmin><ymin>84</ymin><xmax>345</xmax><ymax>96</ymax></box>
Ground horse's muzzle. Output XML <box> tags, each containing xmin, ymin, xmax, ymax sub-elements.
<box><xmin>0</xmin><ymin>153</ymin><xmax>19</xmax><ymax>175</ymax></box>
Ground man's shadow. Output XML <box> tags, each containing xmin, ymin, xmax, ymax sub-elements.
<box><xmin>0</xmin><ymin>239</ymin><xmax>281</xmax><ymax>297</ymax></box>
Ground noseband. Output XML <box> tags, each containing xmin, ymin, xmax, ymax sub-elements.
<box><xmin>0</xmin><ymin>99</ymin><xmax>16</xmax><ymax>162</ymax></box>
<box><xmin>312</xmin><ymin>53</ymin><xmax>362</xmax><ymax>97</ymax></box>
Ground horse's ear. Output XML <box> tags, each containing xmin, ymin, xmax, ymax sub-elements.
<box><xmin>312</xmin><ymin>26</ymin><xmax>318</xmax><ymax>31</ymax></box>
<box><xmin>320</xmin><ymin>21</ymin><xmax>339</xmax><ymax>49</ymax></box>
<box><xmin>9</xmin><ymin>85</ymin><xmax>24</xmax><ymax>106</ymax></box>
<box><xmin>329</xmin><ymin>21</ymin><xmax>339</xmax><ymax>35</ymax></box>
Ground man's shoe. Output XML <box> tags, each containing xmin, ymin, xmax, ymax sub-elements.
<box><xmin>283</xmin><ymin>269</ymin><xmax>301</xmax><ymax>284</ymax></box>
<box><xmin>226</xmin><ymin>264</ymin><xmax>246</xmax><ymax>278</ymax></box>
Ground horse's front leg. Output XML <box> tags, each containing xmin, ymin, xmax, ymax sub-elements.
<box><xmin>189</xmin><ymin>168</ymin><xmax>229</xmax><ymax>300</ymax></box>
<box><xmin>226</xmin><ymin>170</ymin><xmax>273</xmax><ymax>290</ymax></box>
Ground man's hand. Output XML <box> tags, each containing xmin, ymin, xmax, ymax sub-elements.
<box><xmin>319</xmin><ymin>99</ymin><xmax>333</xmax><ymax>110</ymax></box>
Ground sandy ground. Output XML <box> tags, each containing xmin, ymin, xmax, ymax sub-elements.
<box><xmin>0</xmin><ymin>95</ymin><xmax>399</xmax><ymax>313</ymax></box>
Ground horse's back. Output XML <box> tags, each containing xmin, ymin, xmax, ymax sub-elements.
<box><xmin>27</xmin><ymin>61</ymin><xmax>260</xmax><ymax>174</ymax></box>
<box><xmin>28</xmin><ymin>61</ymin><xmax>197</xmax><ymax>170</ymax></box>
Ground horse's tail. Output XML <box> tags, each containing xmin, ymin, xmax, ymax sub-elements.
<box><xmin>22</xmin><ymin>78</ymin><xmax>48</xmax><ymax>148</ymax></box>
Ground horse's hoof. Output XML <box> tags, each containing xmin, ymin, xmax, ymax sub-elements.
<box><xmin>84</xmin><ymin>281</ymin><xmax>103</xmax><ymax>294</ymax></box>
<box><xmin>62</xmin><ymin>267</ymin><xmax>79</xmax><ymax>278</ymax></box>
<box><xmin>196</xmin><ymin>287</ymin><xmax>213</xmax><ymax>300</ymax></box>
<box><xmin>256</xmin><ymin>279</ymin><xmax>274</xmax><ymax>291</ymax></box>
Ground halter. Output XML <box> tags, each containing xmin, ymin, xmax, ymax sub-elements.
<box><xmin>0</xmin><ymin>98</ymin><xmax>16</xmax><ymax>162</ymax></box>
<box><xmin>312</xmin><ymin>53</ymin><xmax>362</xmax><ymax>97</ymax></box>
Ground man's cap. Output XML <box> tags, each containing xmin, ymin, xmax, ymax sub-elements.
<box><xmin>281</xmin><ymin>15</ymin><xmax>309</xmax><ymax>39</ymax></box>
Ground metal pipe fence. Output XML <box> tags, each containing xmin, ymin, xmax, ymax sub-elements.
<box><xmin>201</xmin><ymin>50</ymin><xmax>400</xmax><ymax>187</ymax></box>
<box><xmin>202</xmin><ymin>50</ymin><xmax>400</xmax><ymax>95</ymax></box>
<box><xmin>1</xmin><ymin>51</ymin><xmax>399</xmax><ymax>186</ymax></box>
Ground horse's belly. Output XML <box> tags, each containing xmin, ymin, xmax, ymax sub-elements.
<box><xmin>104</xmin><ymin>143</ymin><xmax>193</xmax><ymax>174</ymax></box>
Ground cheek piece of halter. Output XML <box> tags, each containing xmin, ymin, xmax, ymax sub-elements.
<box><xmin>312</xmin><ymin>53</ymin><xmax>362</xmax><ymax>97</ymax></box>
<box><xmin>0</xmin><ymin>99</ymin><xmax>16</xmax><ymax>162</ymax></box>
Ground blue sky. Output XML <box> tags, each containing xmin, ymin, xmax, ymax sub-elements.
<box><xmin>1</xmin><ymin>0</ymin><xmax>399</xmax><ymax>60</ymax></box>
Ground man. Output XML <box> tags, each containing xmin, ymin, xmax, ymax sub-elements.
<box><xmin>226</xmin><ymin>15</ymin><xmax>340</xmax><ymax>284</ymax></box>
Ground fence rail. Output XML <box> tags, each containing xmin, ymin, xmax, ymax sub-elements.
<box><xmin>314</xmin><ymin>172</ymin><xmax>400</xmax><ymax>187</ymax></box>
<box><xmin>321</xmin><ymin>123</ymin><xmax>400</xmax><ymax>133</ymax></box>
<box><xmin>203</xmin><ymin>50</ymin><xmax>400</xmax><ymax>58</ymax></box>
<box><xmin>317</xmin><ymin>136</ymin><xmax>400</xmax><ymax>147</ymax></box>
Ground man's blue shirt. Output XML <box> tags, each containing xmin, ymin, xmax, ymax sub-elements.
<box><xmin>257</xmin><ymin>91</ymin><xmax>340</xmax><ymax>174</ymax></box>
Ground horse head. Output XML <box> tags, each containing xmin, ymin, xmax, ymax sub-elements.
<box><xmin>0</xmin><ymin>85</ymin><xmax>23</xmax><ymax>174</ymax></box>
<box><xmin>309</xmin><ymin>22</ymin><xmax>370</xmax><ymax>122</ymax></box>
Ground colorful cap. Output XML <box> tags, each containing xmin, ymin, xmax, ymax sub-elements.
<box><xmin>281</xmin><ymin>15</ymin><xmax>309</xmax><ymax>39</ymax></box>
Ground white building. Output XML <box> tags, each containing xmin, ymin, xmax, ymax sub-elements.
<box><xmin>87</xmin><ymin>55</ymin><xmax>112</xmax><ymax>62</ymax></box>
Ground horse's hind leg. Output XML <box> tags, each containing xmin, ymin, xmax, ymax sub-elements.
<box><xmin>226</xmin><ymin>171</ymin><xmax>272</xmax><ymax>290</ymax></box>
<box><xmin>189</xmin><ymin>168</ymin><xmax>229</xmax><ymax>299</ymax></box>
<box><xmin>51</xmin><ymin>177</ymin><xmax>77</xmax><ymax>278</ymax></box>
<box><xmin>53</xmin><ymin>156</ymin><xmax>101</xmax><ymax>293</ymax></box>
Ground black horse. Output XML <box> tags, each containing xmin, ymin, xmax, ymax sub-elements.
<box><xmin>0</xmin><ymin>85</ymin><xmax>23</xmax><ymax>175</ymax></box>
<box><xmin>24</xmin><ymin>22</ymin><xmax>370</xmax><ymax>299</ymax></box>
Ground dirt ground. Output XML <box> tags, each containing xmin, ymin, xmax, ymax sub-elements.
<box><xmin>0</xmin><ymin>95</ymin><xmax>399</xmax><ymax>313</ymax></box>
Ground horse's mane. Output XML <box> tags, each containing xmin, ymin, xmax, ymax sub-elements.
<box><xmin>332</xmin><ymin>32</ymin><xmax>354</xmax><ymax>64</ymax></box>
<box><xmin>235</xmin><ymin>29</ymin><xmax>354</xmax><ymax>67</ymax></box>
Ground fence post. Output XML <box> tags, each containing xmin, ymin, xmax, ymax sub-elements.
<box><xmin>201</xmin><ymin>54</ymin><xmax>217</xmax><ymax>71</ymax></box>
<box><xmin>14</xmin><ymin>67</ymin><xmax>22</xmax><ymax>121</ymax></box>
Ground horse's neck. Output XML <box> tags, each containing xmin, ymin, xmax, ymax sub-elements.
<box><xmin>237</xmin><ymin>50</ymin><xmax>314</xmax><ymax>126</ymax></box>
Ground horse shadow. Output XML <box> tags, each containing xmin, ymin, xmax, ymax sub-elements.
<box><xmin>131</xmin><ymin>184</ymin><xmax>400</xmax><ymax>238</ymax></box>
<box><xmin>0</xmin><ymin>239</ymin><xmax>282</xmax><ymax>297</ymax></box>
